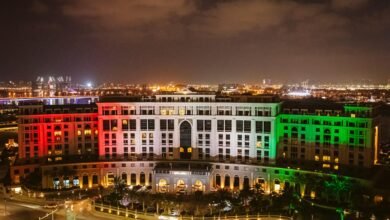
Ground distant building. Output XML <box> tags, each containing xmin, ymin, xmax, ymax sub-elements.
<box><xmin>33</xmin><ymin>76</ymin><xmax>72</xmax><ymax>97</ymax></box>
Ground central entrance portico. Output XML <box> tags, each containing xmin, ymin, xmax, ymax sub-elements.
<box><xmin>154</xmin><ymin>162</ymin><xmax>211</xmax><ymax>194</ymax></box>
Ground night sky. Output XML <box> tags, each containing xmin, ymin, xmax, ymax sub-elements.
<box><xmin>1</xmin><ymin>0</ymin><xmax>390</xmax><ymax>84</ymax></box>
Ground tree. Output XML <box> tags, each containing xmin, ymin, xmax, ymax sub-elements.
<box><xmin>108</xmin><ymin>176</ymin><xmax>127</xmax><ymax>206</ymax></box>
<box><xmin>113</xmin><ymin>176</ymin><xmax>126</xmax><ymax>195</ymax></box>
<box><xmin>323</xmin><ymin>175</ymin><xmax>351</xmax><ymax>203</ymax></box>
<box><xmin>21</xmin><ymin>169</ymin><xmax>42</xmax><ymax>189</ymax></box>
<box><xmin>239</xmin><ymin>183</ymin><xmax>251</xmax><ymax>207</ymax></box>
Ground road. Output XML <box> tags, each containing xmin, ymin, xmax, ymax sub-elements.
<box><xmin>0</xmin><ymin>199</ymin><xmax>46</xmax><ymax>220</ymax></box>
<box><xmin>0</xmin><ymin>197</ymin><xmax>293</xmax><ymax>220</ymax></box>
<box><xmin>0</xmin><ymin>198</ymin><xmax>120</xmax><ymax>220</ymax></box>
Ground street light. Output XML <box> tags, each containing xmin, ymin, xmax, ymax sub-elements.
<box><xmin>3</xmin><ymin>198</ymin><xmax>6</xmax><ymax>216</ymax></box>
<box><xmin>336</xmin><ymin>208</ymin><xmax>344</xmax><ymax>220</ymax></box>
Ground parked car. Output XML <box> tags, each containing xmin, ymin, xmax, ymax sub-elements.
<box><xmin>43</xmin><ymin>203</ymin><xmax>58</xmax><ymax>209</ymax></box>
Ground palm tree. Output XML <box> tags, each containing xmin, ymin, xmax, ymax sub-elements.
<box><xmin>239</xmin><ymin>183</ymin><xmax>252</xmax><ymax>207</ymax></box>
<box><xmin>110</xmin><ymin>176</ymin><xmax>126</xmax><ymax>206</ymax></box>
<box><xmin>323</xmin><ymin>175</ymin><xmax>351</xmax><ymax>203</ymax></box>
<box><xmin>113</xmin><ymin>176</ymin><xmax>126</xmax><ymax>194</ymax></box>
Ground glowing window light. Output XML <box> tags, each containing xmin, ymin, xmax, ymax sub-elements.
<box><xmin>334</xmin><ymin>165</ymin><xmax>339</xmax><ymax>170</ymax></box>
<box><xmin>54</xmin><ymin>131</ymin><xmax>62</xmax><ymax>136</ymax></box>
<box><xmin>84</xmin><ymin>129</ymin><xmax>92</xmax><ymax>135</ymax></box>
<box><xmin>77</xmin><ymin>130</ymin><xmax>82</xmax><ymax>136</ymax></box>
<box><xmin>310</xmin><ymin>191</ymin><xmax>316</xmax><ymax>199</ymax></box>
<box><xmin>274</xmin><ymin>183</ymin><xmax>280</xmax><ymax>192</ymax></box>
<box><xmin>322</xmin><ymin>164</ymin><xmax>330</xmax><ymax>168</ymax></box>
<box><xmin>179</xmin><ymin>108</ymin><xmax>185</xmax><ymax>115</ymax></box>
<box><xmin>334</xmin><ymin>158</ymin><xmax>339</xmax><ymax>163</ymax></box>
<box><xmin>55</xmin><ymin>157</ymin><xmax>62</xmax><ymax>161</ymax></box>
<box><xmin>180</xmin><ymin>147</ymin><xmax>184</xmax><ymax>153</ymax></box>
<box><xmin>314</xmin><ymin>155</ymin><xmax>319</xmax><ymax>161</ymax></box>
<box><xmin>187</xmin><ymin>147</ymin><xmax>192</xmax><ymax>153</ymax></box>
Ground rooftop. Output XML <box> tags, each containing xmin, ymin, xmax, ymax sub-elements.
<box><xmin>99</xmin><ymin>94</ymin><xmax>280</xmax><ymax>103</ymax></box>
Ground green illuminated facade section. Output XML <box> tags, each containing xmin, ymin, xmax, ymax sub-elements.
<box><xmin>275</xmin><ymin>105</ymin><xmax>376</xmax><ymax>168</ymax></box>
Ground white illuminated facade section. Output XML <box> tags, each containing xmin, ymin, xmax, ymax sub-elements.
<box><xmin>97</xmin><ymin>93</ymin><xmax>280</xmax><ymax>164</ymax></box>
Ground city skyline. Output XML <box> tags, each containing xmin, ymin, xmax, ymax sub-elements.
<box><xmin>1</xmin><ymin>0</ymin><xmax>390</xmax><ymax>83</ymax></box>
<box><xmin>0</xmin><ymin>1</ymin><xmax>389</xmax><ymax>220</ymax></box>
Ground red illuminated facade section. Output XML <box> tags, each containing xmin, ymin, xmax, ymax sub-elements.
<box><xmin>18</xmin><ymin>104</ymin><xmax>98</xmax><ymax>162</ymax></box>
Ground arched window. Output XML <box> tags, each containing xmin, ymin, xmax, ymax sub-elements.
<box><xmin>243</xmin><ymin>176</ymin><xmax>250</xmax><ymax>188</ymax></box>
<box><xmin>194</xmin><ymin>180</ymin><xmax>203</xmax><ymax>191</ymax></box>
<box><xmin>92</xmin><ymin>175</ymin><xmax>98</xmax><ymax>185</ymax></box>
<box><xmin>53</xmin><ymin>177</ymin><xmax>60</xmax><ymax>189</ymax></box>
<box><xmin>224</xmin><ymin>175</ymin><xmax>230</xmax><ymax>188</ymax></box>
<box><xmin>140</xmin><ymin>172</ymin><xmax>145</xmax><ymax>185</ymax></box>
<box><xmin>274</xmin><ymin>179</ymin><xmax>281</xmax><ymax>192</ymax></box>
<box><xmin>131</xmin><ymin>173</ymin><xmax>136</xmax><ymax>185</ymax></box>
<box><xmin>121</xmin><ymin>173</ymin><xmax>127</xmax><ymax>185</ymax></box>
<box><xmin>180</xmin><ymin>121</ymin><xmax>192</xmax><ymax>159</ymax></box>
<box><xmin>233</xmin><ymin>176</ymin><xmax>240</xmax><ymax>188</ymax></box>
<box><xmin>82</xmin><ymin>175</ymin><xmax>89</xmax><ymax>187</ymax></box>
<box><xmin>216</xmin><ymin>174</ymin><xmax>221</xmax><ymax>187</ymax></box>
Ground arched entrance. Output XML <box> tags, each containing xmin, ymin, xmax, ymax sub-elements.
<box><xmin>180</xmin><ymin>121</ymin><xmax>192</xmax><ymax>159</ymax></box>
<box><xmin>193</xmin><ymin>180</ymin><xmax>203</xmax><ymax>192</ymax></box>
<box><xmin>243</xmin><ymin>176</ymin><xmax>250</xmax><ymax>189</ymax></box>
<box><xmin>274</xmin><ymin>179</ymin><xmax>281</xmax><ymax>193</ymax></box>
<box><xmin>158</xmin><ymin>179</ymin><xmax>168</xmax><ymax>193</ymax></box>
<box><xmin>224</xmin><ymin>175</ymin><xmax>231</xmax><ymax>189</ymax></box>
<box><xmin>176</xmin><ymin>179</ymin><xmax>186</xmax><ymax>192</ymax></box>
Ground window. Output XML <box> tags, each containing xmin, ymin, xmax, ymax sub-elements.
<box><xmin>264</xmin><ymin>121</ymin><xmax>271</xmax><ymax>133</ymax></box>
<box><xmin>140</xmin><ymin>106</ymin><xmax>154</xmax><ymax>115</ymax></box>
<box><xmin>141</xmin><ymin>119</ymin><xmax>155</xmax><ymax>131</ymax></box>
<box><xmin>160</xmin><ymin>119</ymin><xmax>174</xmax><ymax>131</ymax></box>
<box><xmin>122</xmin><ymin>119</ymin><xmax>136</xmax><ymax>130</ymax></box>
<box><xmin>236</xmin><ymin>107</ymin><xmax>251</xmax><ymax>116</ymax></box>
<box><xmin>256</xmin><ymin>121</ymin><xmax>263</xmax><ymax>133</ymax></box>
<box><xmin>236</xmin><ymin>121</ymin><xmax>243</xmax><ymax>132</ymax></box>
<box><xmin>197</xmin><ymin>120</ymin><xmax>211</xmax><ymax>131</ymax></box>
<box><xmin>103</xmin><ymin>120</ymin><xmax>117</xmax><ymax>131</ymax></box>
<box><xmin>217</xmin><ymin>120</ymin><xmax>232</xmax><ymax>132</ymax></box>
<box><xmin>196</xmin><ymin>106</ymin><xmax>211</xmax><ymax>115</ymax></box>
<box><xmin>236</xmin><ymin>120</ymin><xmax>251</xmax><ymax>132</ymax></box>
<box><xmin>217</xmin><ymin>106</ymin><xmax>232</xmax><ymax>115</ymax></box>
<box><xmin>217</xmin><ymin>120</ymin><xmax>224</xmax><ymax>131</ymax></box>
<box><xmin>160</xmin><ymin>106</ymin><xmax>175</xmax><ymax>115</ymax></box>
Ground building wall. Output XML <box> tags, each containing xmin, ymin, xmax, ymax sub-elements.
<box><xmin>97</xmin><ymin>101</ymin><xmax>280</xmax><ymax>164</ymax></box>
<box><xmin>10</xmin><ymin>161</ymin><xmax>318</xmax><ymax>194</ymax></box>
<box><xmin>276</xmin><ymin>109</ymin><xmax>376</xmax><ymax>168</ymax></box>
<box><xmin>17</xmin><ymin>105</ymin><xmax>98</xmax><ymax>161</ymax></box>
<box><xmin>11</xmin><ymin>97</ymin><xmax>377</xmax><ymax>192</ymax></box>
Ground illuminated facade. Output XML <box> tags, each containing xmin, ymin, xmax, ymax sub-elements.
<box><xmin>277</xmin><ymin>101</ymin><xmax>379</xmax><ymax>169</ymax></box>
<box><xmin>97</xmin><ymin>93</ymin><xmax>280</xmax><ymax>164</ymax></box>
<box><xmin>17</xmin><ymin>104</ymin><xmax>99</xmax><ymax>161</ymax></box>
<box><xmin>10</xmin><ymin>93</ymin><xmax>378</xmax><ymax>193</ymax></box>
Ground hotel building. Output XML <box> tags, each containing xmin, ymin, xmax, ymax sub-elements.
<box><xmin>10</xmin><ymin>92</ymin><xmax>379</xmax><ymax>194</ymax></box>
<box><xmin>277</xmin><ymin>100</ymin><xmax>380</xmax><ymax>169</ymax></box>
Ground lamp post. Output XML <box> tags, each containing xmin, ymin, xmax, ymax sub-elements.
<box><xmin>3</xmin><ymin>198</ymin><xmax>6</xmax><ymax>216</ymax></box>
<box><xmin>336</xmin><ymin>208</ymin><xmax>344</xmax><ymax>220</ymax></box>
